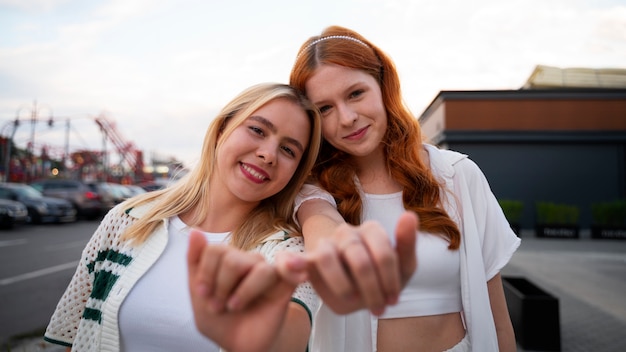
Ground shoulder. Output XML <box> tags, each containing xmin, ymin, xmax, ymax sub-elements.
<box><xmin>424</xmin><ymin>144</ymin><xmax>475</xmax><ymax>176</ymax></box>
<box><xmin>122</xmin><ymin>200</ymin><xmax>158</xmax><ymax>219</ymax></box>
<box><xmin>254</xmin><ymin>231</ymin><xmax>305</xmax><ymax>260</ymax></box>
<box><xmin>424</xmin><ymin>144</ymin><xmax>490</xmax><ymax>192</ymax></box>
<box><xmin>296</xmin><ymin>183</ymin><xmax>336</xmax><ymax>206</ymax></box>
<box><xmin>263</xmin><ymin>230</ymin><xmax>305</xmax><ymax>249</ymax></box>
<box><xmin>424</xmin><ymin>143</ymin><xmax>466</xmax><ymax>163</ymax></box>
<box><xmin>87</xmin><ymin>201</ymin><xmax>160</xmax><ymax>253</ymax></box>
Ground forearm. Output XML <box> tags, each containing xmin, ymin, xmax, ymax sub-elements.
<box><xmin>496</xmin><ymin>325</ymin><xmax>517</xmax><ymax>352</ymax></box>
<box><xmin>495</xmin><ymin>313</ymin><xmax>517</xmax><ymax>352</ymax></box>
<box><xmin>302</xmin><ymin>213</ymin><xmax>344</xmax><ymax>250</ymax></box>
<box><xmin>487</xmin><ymin>273</ymin><xmax>517</xmax><ymax>352</ymax></box>
<box><xmin>271</xmin><ymin>303</ymin><xmax>311</xmax><ymax>352</ymax></box>
<box><xmin>298</xmin><ymin>199</ymin><xmax>345</xmax><ymax>251</ymax></box>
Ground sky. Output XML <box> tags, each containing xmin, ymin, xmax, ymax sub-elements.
<box><xmin>1</xmin><ymin>0</ymin><xmax>625</xmax><ymax>169</ymax></box>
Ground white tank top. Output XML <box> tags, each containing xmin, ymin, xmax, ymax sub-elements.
<box><xmin>362</xmin><ymin>191</ymin><xmax>462</xmax><ymax>318</ymax></box>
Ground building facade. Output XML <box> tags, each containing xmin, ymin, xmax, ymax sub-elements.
<box><xmin>419</xmin><ymin>88</ymin><xmax>626</xmax><ymax>230</ymax></box>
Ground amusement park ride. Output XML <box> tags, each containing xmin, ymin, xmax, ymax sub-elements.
<box><xmin>1</xmin><ymin>107</ymin><xmax>147</xmax><ymax>184</ymax></box>
<box><xmin>94</xmin><ymin>114</ymin><xmax>144</xmax><ymax>180</ymax></box>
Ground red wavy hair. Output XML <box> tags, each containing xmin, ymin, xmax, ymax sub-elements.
<box><xmin>290</xmin><ymin>25</ymin><xmax>460</xmax><ymax>249</ymax></box>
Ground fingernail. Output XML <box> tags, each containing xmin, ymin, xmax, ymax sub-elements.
<box><xmin>209</xmin><ymin>298</ymin><xmax>223</xmax><ymax>313</ymax></box>
<box><xmin>387</xmin><ymin>294</ymin><xmax>399</xmax><ymax>305</ymax></box>
<box><xmin>227</xmin><ymin>297</ymin><xmax>240</xmax><ymax>312</ymax></box>
<box><xmin>196</xmin><ymin>283</ymin><xmax>209</xmax><ymax>297</ymax></box>
<box><xmin>371</xmin><ymin>306</ymin><xmax>386</xmax><ymax>316</ymax></box>
<box><xmin>289</xmin><ymin>257</ymin><xmax>306</xmax><ymax>270</ymax></box>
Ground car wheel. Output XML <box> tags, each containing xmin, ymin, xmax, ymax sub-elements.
<box><xmin>28</xmin><ymin>210</ymin><xmax>42</xmax><ymax>224</ymax></box>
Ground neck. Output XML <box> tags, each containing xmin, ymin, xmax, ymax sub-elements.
<box><xmin>352</xmin><ymin>147</ymin><xmax>401</xmax><ymax>194</ymax></box>
<box><xmin>181</xmin><ymin>179</ymin><xmax>259</xmax><ymax>233</ymax></box>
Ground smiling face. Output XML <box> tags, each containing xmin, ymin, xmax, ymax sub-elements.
<box><xmin>304</xmin><ymin>64</ymin><xmax>387</xmax><ymax>161</ymax></box>
<box><xmin>214</xmin><ymin>97</ymin><xmax>311</xmax><ymax>205</ymax></box>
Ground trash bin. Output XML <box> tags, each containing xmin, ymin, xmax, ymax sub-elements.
<box><xmin>503</xmin><ymin>276</ymin><xmax>561</xmax><ymax>351</ymax></box>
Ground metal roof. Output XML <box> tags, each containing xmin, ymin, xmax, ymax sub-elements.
<box><xmin>522</xmin><ymin>65</ymin><xmax>626</xmax><ymax>89</ymax></box>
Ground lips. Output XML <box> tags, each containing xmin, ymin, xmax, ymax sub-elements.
<box><xmin>344</xmin><ymin>126</ymin><xmax>369</xmax><ymax>140</ymax></box>
<box><xmin>240</xmin><ymin>162</ymin><xmax>269</xmax><ymax>183</ymax></box>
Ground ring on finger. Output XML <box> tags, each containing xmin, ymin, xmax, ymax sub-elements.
<box><xmin>339</xmin><ymin>237</ymin><xmax>363</xmax><ymax>252</ymax></box>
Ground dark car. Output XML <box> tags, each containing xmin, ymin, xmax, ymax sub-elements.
<box><xmin>0</xmin><ymin>198</ymin><xmax>29</xmax><ymax>229</ymax></box>
<box><xmin>29</xmin><ymin>179</ymin><xmax>108</xmax><ymax>219</ymax></box>
<box><xmin>0</xmin><ymin>183</ymin><xmax>76</xmax><ymax>224</ymax></box>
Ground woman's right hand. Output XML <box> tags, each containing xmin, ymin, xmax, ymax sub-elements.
<box><xmin>300</xmin><ymin>200</ymin><xmax>418</xmax><ymax>316</ymax></box>
<box><xmin>187</xmin><ymin>231</ymin><xmax>309</xmax><ymax>352</ymax></box>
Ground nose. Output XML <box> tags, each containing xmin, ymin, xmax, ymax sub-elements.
<box><xmin>256</xmin><ymin>143</ymin><xmax>277</xmax><ymax>165</ymax></box>
<box><xmin>337</xmin><ymin>103</ymin><xmax>358</xmax><ymax>126</ymax></box>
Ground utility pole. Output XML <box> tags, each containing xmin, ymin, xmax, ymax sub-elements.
<box><xmin>5</xmin><ymin>100</ymin><xmax>54</xmax><ymax>182</ymax></box>
<box><xmin>64</xmin><ymin>119</ymin><xmax>70</xmax><ymax>177</ymax></box>
<box><xmin>2</xmin><ymin>119</ymin><xmax>19</xmax><ymax>182</ymax></box>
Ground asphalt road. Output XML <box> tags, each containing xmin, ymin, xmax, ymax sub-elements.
<box><xmin>0</xmin><ymin>220</ymin><xmax>99</xmax><ymax>347</ymax></box>
<box><xmin>3</xmin><ymin>224</ymin><xmax>626</xmax><ymax>351</ymax></box>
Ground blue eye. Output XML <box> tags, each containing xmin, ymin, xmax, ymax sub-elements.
<box><xmin>349</xmin><ymin>89</ymin><xmax>364</xmax><ymax>99</ymax></box>
<box><xmin>249</xmin><ymin>126</ymin><xmax>264</xmax><ymax>135</ymax></box>
<box><xmin>281</xmin><ymin>145</ymin><xmax>296</xmax><ymax>157</ymax></box>
<box><xmin>318</xmin><ymin>105</ymin><xmax>331</xmax><ymax>114</ymax></box>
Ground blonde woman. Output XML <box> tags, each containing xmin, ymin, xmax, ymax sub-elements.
<box><xmin>44</xmin><ymin>83</ymin><xmax>322</xmax><ymax>352</ymax></box>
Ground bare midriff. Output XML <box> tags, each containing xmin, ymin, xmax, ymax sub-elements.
<box><xmin>377</xmin><ymin>312</ymin><xmax>466</xmax><ymax>351</ymax></box>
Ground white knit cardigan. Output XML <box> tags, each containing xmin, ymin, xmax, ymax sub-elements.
<box><xmin>44</xmin><ymin>202</ymin><xmax>319</xmax><ymax>351</ymax></box>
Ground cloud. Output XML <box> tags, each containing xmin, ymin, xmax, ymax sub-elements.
<box><xmin>0</xmin><ymin>0</ymin><xmax>72</xmax><ymax>12</ymax></box>
<box><xmin>1</xmin><ymin>0</ymin><xmax>625</xmax><ymax>168</ymax></box>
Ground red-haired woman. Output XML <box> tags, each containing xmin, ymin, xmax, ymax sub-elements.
<box><xmin>290</xmin><ymin>26</ymin><xmax>520</xmax><ymax>352</ymax></box>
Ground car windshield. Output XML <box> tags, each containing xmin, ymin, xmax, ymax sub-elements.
<box><xmin>15</xmin><ymin>185</ymin><xmax>44</xmax><ymax>199</ymax></box>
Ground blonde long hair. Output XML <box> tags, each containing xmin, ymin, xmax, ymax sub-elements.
<box><xmin>290</xmin><ymin>26</ymin><xmax>460</xmax><ymax>249</ymax></box>
<box><xmin>121</xmin><ymin>83</ymin><xmax>322</xmax><ymax>250</ymax></box>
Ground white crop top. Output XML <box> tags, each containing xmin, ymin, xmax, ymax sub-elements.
<box><xmin>295</xmin><ymin>185</ymin><xmax>462</xmax><ymax>318</ymax></box>
<box><xmin>363</xmin><ymin>191</ymin><xmax>462</xmax><ymax>318</ymax></box>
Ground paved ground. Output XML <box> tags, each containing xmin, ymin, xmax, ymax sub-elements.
<box><xmin>6</xmin><ymin>229</ymin><xmax>626</xmax><ymax>351</ymax></box>
<box><xmin>503</xmin><ymin>230</ymin><xmax>626</xmax><ymax>352</ymax></box>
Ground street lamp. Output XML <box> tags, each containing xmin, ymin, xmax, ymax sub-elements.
<box><xmin>59</xmin><ymin>114</ymin><xmax>96</xmax><ymax>178</ymax></box>
<box><xmin>27</xmin><ymin>100</ymin><xmax>54</xmax><ymax>157</ymax></box>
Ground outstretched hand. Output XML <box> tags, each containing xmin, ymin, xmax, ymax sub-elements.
<box><xmin>305</xmin><ymin>211</ymin><xmax>418</xmax><ymax>315</ymax></box>
<box><xmin>187</xmin><ymin>231</ymin><xmax>308</xmax><ymax>352</ymax></box>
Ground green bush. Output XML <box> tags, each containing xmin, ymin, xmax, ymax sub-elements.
<box><xmin>535</xmin><ymin>201</ymin><xmax>580</xmax><ymax>225</ymax></box>
<box><xmin>499</xmin><ymin>200</ymin><xmax>524</xmax><ymax>223</ymax></box>
<box><xmin>591</xmin><ymin>200</ymin><xmax>626</xmax><ymax>227</ymax></box>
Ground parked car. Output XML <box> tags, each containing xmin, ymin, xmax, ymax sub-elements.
<box><xmin>85</xmin><ymin>182</ymin><xmax>146</xmax><ymax>208</ymax></box>
<box><xmin>0</xmin><ymin>198</ymin><xmax>29</xmax><ymax>229</ymax></box>
<box><xmin>0</xmin><ymin>183</ymin><xmax>76</xmax><ymax>224</ymax></box>
<box><xmin>84</xmin><ymin>182</ymin><xmax>122</xmax><ymax>209</ymax></box>
<box><xmin>107</xmin><ymin>183</ymin><xmax>133</xmax><ymax>203</ymax></box>
<box><xmin>124</xmin><ymin>184</ymin><xmax>147</xmax><ymax>197</ymax></box>
<box><xmin>137</xmin><ymin>181</ymin><xmax>167</xmax><ymax>192</ymax></box>
<box><xmin>29</xmin><ymin>179</ymin><xmax>109</xmax><ymax>219</ymax></box>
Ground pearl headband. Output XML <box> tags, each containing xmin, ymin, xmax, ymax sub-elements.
<box><xmin>296</xmin><ymin>35</ymin><xmax>369</xmax><ymax>60</ymax></box>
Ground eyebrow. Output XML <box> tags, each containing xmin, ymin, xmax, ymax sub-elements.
<box><xmin>249</xmin><ymin>115</ymin><xmax>305</xmax><ymax>153</ymax></box>
<box><xmin>312</xmin><ymin>81</ymin><xmax>366</xmax><ymax>106</ymax></box>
